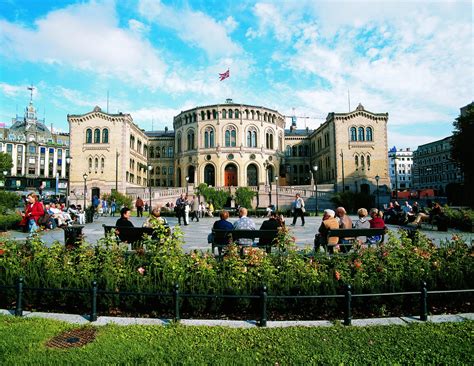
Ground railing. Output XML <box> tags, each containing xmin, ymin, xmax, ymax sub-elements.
<box><xmin>1</xmin><ymin>277</ymin><xmax>472</xmax><ymax>327</ymax></box>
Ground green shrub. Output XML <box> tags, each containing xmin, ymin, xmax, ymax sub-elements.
<box><xmin>0</xmin><ymin>191</ymin><xmax>21</xmax><ymax>214</ymax></box>
<box><xmin>196</xmin><ymin>183</ymin><xmax>230</xmax><ymax>209</ymax></box>
<box><xmin>0</xmin><ymin>213</ymin><xmax>21</xmax><ymax>231</ymax></box>
<box><xmin>234</xmin><ymin>187</ymin><xmax>256</xmax><ymax>209</ymax></box>
<box><xmin>102</xmin><ymin>191</ymin><xmax>132</xmax><ymax>209</ymax></box>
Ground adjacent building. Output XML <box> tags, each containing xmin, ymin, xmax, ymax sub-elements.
<box><xmin>388</xmin><ymin>147</ymin><xmax>413</xmax><ymax>191</ymax></box>
<box><xmin>0</xmin><ymin>99</ymin><xmax>70</xmax><ymax>194</ymax></box>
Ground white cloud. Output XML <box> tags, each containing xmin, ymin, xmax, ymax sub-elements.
<box><xmin>221</xmin><ymin>16</ymin><xmax>238</xmax><ymax>33</ymax></box>
<box><xmin>0</xmin><ymin>82</ymin><xmax>33</xmax><ymax>98</ymax></box>
<box><xmin>138</xmin><ymin>0</ymin><xmax>241</xmax><ymax>57</ymax></box>
<box><xmin>0</xmin><ymin>2</ymin><xmax>168</xmax><ymax>89</ymax></box>
<box><xmin>246</xmin><ymin>2</ymin><xmax>295</xmax><ymax>42</ymax></box>
<box><xmin>128</xmin><ymin>19</ymin><xmax>150</xmax><ymax>35</ymax></box>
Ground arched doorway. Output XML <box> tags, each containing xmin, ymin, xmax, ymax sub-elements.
<box><xmin>177</xmin><ymin>168</ymin><xmax>182</xmax><ymax>187</ymax></box>
<box><xmin>224</xmin><ymin>164</ymin><xmax>238</xmax><ymax>186</ymax></box>
<box><xmin>361</xmin><ymin>183</ymin><xmax>370</xmax><ymax>195</ymax></box>
<box><xmin>91</xmin><ymin>187</ymin><xmax>100</xmax><ymax>200</ymax></box>
<box><xmin>204</xmin><ymin>164</ymin><xmax>215</xmax><ymax>186</ymax></box>
<box><xmin>247</xmin><ymin>164</ymin><xmax>258</xmax><ymax>186</ymax></box>
<box><xmin>187</xmin><ymin>166</ymin><xmax>195</xmax><ymax>184</ymax></box>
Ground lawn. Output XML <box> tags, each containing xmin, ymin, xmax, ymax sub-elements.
<box><xmin>0</xmin><ymin>315</ymin><xmax>472</xmax><ymax>365</ymax></box>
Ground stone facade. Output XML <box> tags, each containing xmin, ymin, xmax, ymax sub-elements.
<box><xmin>68</xmin><ymin>101</ymin><xmax>389</xmax><ymax>198</ymax></box>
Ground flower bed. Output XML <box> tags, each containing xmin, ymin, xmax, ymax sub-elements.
<box><xmin>0</xmin><ymin>226</ymin><xmax>472</xmax><ymax>319</ymax></box>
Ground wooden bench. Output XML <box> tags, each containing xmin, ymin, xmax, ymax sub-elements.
<box><xmin>321</xmin><ymin>228</ymin><xmax>386</xmax><ymax>253</ymax></box>
<box><xmin>103</xmin><ymin>225</ymin><xmax>169</xmax><ymax>249</ymax></box>
<box><xmin>211</xmin><ymin>229</ymin><xmax>279</xmax><ymax>255</ymax></box>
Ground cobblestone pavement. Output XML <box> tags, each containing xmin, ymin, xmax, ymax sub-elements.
<box><xmin>4</xmin><ymin>214</ymin><xmax>473</xmax><ymax>252</ymax></box>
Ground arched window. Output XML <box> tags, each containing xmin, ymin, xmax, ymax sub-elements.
<box><xmin>367</xmin><ymin>155</ymin><xmax>371</xmax><ymax>168</ymax></box>
<box><xmin>222</xmin><ymin>109</ymin><xmax>227</xmax><ymax>119</ymax></box>
<box><xmin>207</xmin><ymin>110</ymin><xmax>211</xmax><ymax>120</ymax></box>
<box><xmin>204</xmin><ymin>127</ymin><xmax>215</xmax><ymax>148</ymax></box>
<box><xmin>156</xmin><ymin>166</ymin><xmax>160</xmax><ymax>175</ymax></box>
<box><xmin>162</xmin><ymin>146</ymin><xmax>166</xmax><ymax>157</ymax></box>
<box><xmin>304</xmin><ymin>145</ymin><xmax>309</xmax><ymax>156</ymax></box>
<box><xmin>361</xmin><ymin>155</ymin><xmax>365</xmax><ymax>168</ymax></box>
<box><xmin>168</xmin><ymin>146</ymin><xmax>173</xmax><ymax>157</ymax></box>
<box><xmin>355</xmin><ymin>155</ymin><xmax>359</xmax><ymax>168</ymax></box>
<box><xmin>247</xmin><ymin>127</ymin><xmax>257</xmax><ymax>147</ymax></box>
<box><xmin>286</xmin><ymin>145</ymin><xmax>291</xmax><ymax>157</ymax></box>
<box><xmin>187</xmin><ymin>130</ymin><xmax>195</xmax><ymax>150</ymax></box>
<box><xmin>94</xmin><ymin>129</ymin><xmax>100</xmax><ymax>143</ymax></box>
<box><xmin>366</xmin><ymin>127</ymin><xmax>373</xmax><ymax>141</ymax></box>
<box><xmin>228</xmin><ymin>109</ymin><xmax>233</xmax><ymax>119</ymax></box>
<box><xmin>266</xmin><ymin>132</ymin><xmax>274</xmax><ymax>149</ymax></box>
<box><xmin>350</xmin><ymin>127</ymin><xmax>357</xmax><ymax>141</ymax></box>
<box><xmin>298</xmin><ymin>145</ymin><xmax>303</xmax><ymax>156</ymax></box>
<box><xmin>177</xmin><ymin>133</ymin><xmax>182</xmax><ymax>153</ymax></box>
<box><xmin>235</xmin><ymin>109</ymin><xmax>239</xmax><ymax>118</ymax></box>
<box><xmin>224</xmin><ymin>126</ymin><xmax>236</xmax><ymax>147</ymax></box>
<box><xmin>150</xmin><ymin>147</ymin><xmax>154</xmax><ymax>158</ymax></box>
<box><xmin>213</xmin><ymin>110</ymin><xmax>218</xmax><ymax>119</ymax></box>
<box><xmin>102</xmin><ymin>128</ymin><xmax>109</xmax><ymax>143</ymax></box>
<box><xmin>201</xmin><ymin>111</ymin><xmax>205</xmax><ymax>120</ymax></box>
<box><xmin>94</xmin><ymin>157</ymin><xmax>99</xmax><ymax>170</ymax></box>
<box><xmin>86</xmin><ymin>129</ymin><xmax>92</xmax><ymax>143</ymax></box>
<box><xmin>101</xmin><ymin>157</ymin><xmax>105</xmax><ymax>170</ymax></box>
<box><xmin>358</xmin><ymin>127</ymin><xmax>365</xmax><ymax>141</ymax></box>
<box><xmin>292</xmin><ymin>146</ymin><xmax>297</xmax><ymax>157</ymax></box>
<box><xmin>88</xmin><ymin>157</ymin><xmax>92</xmax><ymax>170</ymax></box>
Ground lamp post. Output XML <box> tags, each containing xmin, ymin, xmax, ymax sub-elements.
<box><xmin>83</xmin><ymin>173</ymin><xmax>88</xmax><ymax>209</ymax></box>
<box><xmin>115</xmin><ymin>150</ymin><xmax>120</xmax><ymax>193</ymax></box>
<box><xmin>312</xmin><ymin>165</ymin><xmax>319</xmax><ymax>216</ymax></box>
<box><xmin>340</xmin><ymin>150</ymin><xmax>345</xmax><ymax>192</ymax></box>
<box><xmin>65</xmin><ymin>157</ymin><xmax>72</xmax><ymax>208</ymax></box>
<box><xmin>275</xmin><ymin>176</ymin><xmax>279</xmax><ymax>212</ymax></box>
<box><xmin>185</xmin><ymin>176</ymin><xmax>189</xmax><ymax>195</ymax></box>
<box><xmin>375</xmin><ymin>175</ymin><xmax>380</xmax><ymax>210</ymax></box>
<box><xmin>263</xmin><ymin>160</ymin><xmax>271</xmax><ymax>205</ymax></box>
<box><xmin>148</xmin><ymin>164</ymin><xmax>153</xmax><ymax>213</ymax></box>
<box><xmin>2</xmin><ymin>170</ymin><xmax>7</xmax><ymax>191</ymax></box>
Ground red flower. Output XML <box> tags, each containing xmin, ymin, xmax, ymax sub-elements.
<box><xmin>335</xmin><ymin>271</ymin><xmax>341</xmax><ymax>281</ymax></box>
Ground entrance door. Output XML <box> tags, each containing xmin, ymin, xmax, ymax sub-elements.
<box><xmin>204</xmin><ymin>164</ymin><xmax>215</xmax><ymax>186</ymax></box>
<box><xmin>224</xmin><ymin>164</ymin><xmax>237</xmax><ymax>186</ymax></box>
<box><xmin>91</xmin><ymin>187</ymin><xmax>100</xmax><ymax>199</ymax></box>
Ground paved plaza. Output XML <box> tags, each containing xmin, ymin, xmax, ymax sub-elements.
<box><xmin>4</xmin><ymin>214</ymin><xmax>473</xmax><ymax>252</ymax></box>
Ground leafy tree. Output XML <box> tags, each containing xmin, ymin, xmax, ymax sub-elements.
<box><xmin>102</xmin><ymin>191</ymin><xmax>132</xmax><ymax>209</ymax></box>
<box><xmin>0</xmin><ymin>191</ymin><xmax>22</xmax><ymax>214</ymax></box>
<box><xmin>0</xmin><ymin>152</ymin><xmax>13</xmax><ymax>174</ymax></box>
<box><xmin>196</xmin><ymin>183</ymin><xmax>230</xmax><ymax>209</ymax></box>
<box><xmin>451</xmin><ymin>103</ymin><xmax>474</xmax><ymax>207</ymax></box>
<box><xmin>234</xmin><ymin>187</ymin><xmax>256</xmax><ymax>209</ymax></box>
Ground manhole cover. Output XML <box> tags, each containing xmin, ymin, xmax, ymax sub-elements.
<box><xmin>46</xmin><ymin>327</ymin><xmax>97</xmax><ymax>349</ymax></box>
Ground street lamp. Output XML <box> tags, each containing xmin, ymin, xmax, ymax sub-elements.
<box><xmin>340</xmin><ymin>150</ymin><xmax>345</xmax><ymax>192</ymax></box>
<box><xmin>312</xmin><ymin>165</ymin><xmax>319</xmax><ymax>216</ymax></box>
<box><xmin>82</xmin><ymin>173</ymin><xmax>88</xmax><ymax>209</ymax></box>
<box><xmin>375</xmin><ymin>175</ymin><xmax>380</xmax><ymax>210</ymax></box>
<box><xmin>263</xmin><ymin>160</ymin><xmax>272</xmax><ymax>205</ymax></box>
<box><xmin>66</xmin><ymin>156</ymin><xmax>72</xmax><ymax>208</ymax></box>
<box><xmin>148</xmin><ymin>164</ymin><xmax>153</xmax><ymax>213</ymax></box>
<box><xmin>275</xmin><ymin>176</ymin><xmax>279</xmax><ymax>212</ymax></box>
<box><xmin>185</xmin><ymin>176</ymin><xmax>189</xmax><ymax>195</ymax></box>
<box><xmin>2</xmin><ymin>170</ymin><xmax>7</xmax><ymax>191</ymax></box>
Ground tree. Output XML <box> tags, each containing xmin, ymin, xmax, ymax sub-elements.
<box><xmin>0</xmin><ymin>152</ymin><xmax>13</xmax><ymax>174</ymax></box>
<box><xmin>451</xmin><ymin>103</ymin><xmax>474</xmax><ymax>207</ymax></box>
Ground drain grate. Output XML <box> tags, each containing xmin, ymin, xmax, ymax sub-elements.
<box><xmin>46</xmin><ymin>327</ymin><xmax>97</xmax><ymax>349</ymax></box>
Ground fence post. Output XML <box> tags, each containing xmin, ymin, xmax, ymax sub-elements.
<box><xmin>90</xmin><ymin>281</ymin><xmax>97</xmax><ymax>322</ymax></box>
<box><xmin>420</xmin><ymin>281</ymin><xmax>428</xmax><ymax>321</ymax></box>
<box><xmin>344</xmin><ymin>284</ymin><xmax>352</xmax><ymax>326</ymax></box>
<box><xmin>173</xmin><ymin>284</ymin><xmax>180</xmax><ymax>322</ymax></box>
<box><xmin>15</xmin><ymin>277</ymin><xmax>23</xmax><ymax>317</ymax></box>
<box><xmin>259</xmin><ymin>285</ymin><xmax>268</xmax><ymax>327</ymax></box>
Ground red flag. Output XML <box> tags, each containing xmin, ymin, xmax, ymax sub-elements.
<box><xmin>219</xmin><ymin>69</ymin><xmax>230</xmax><ymax>81</ymax></box>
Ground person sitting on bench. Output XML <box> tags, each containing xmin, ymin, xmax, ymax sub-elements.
<box><xmin>259</xmin><ymin>211</ymin><xmax>284</xmax><ymax>246</ymax></box>
<box><xmin>314</xmin><ymin>209</ymin><xmax>339</xmax><ymax>253</ymax></box>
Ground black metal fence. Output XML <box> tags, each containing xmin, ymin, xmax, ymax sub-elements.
<box><xmin>1</xmin><ymin>277</ymin><xmax>473</xmax><ymax>327</ymax></box>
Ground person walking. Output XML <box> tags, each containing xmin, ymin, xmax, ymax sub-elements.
<box><xmin>20</xmin><ymin>193</ymin><xmax>44</xmax><ymax>236</ymax></box>
<box><xmin>110</xmin><ymin>199</ymin><xmax>117</xmax><ymax>217</ymax></box>
<box><xmin>190</xmin><ymin>195</ymin><xmax>200</xmax><ymax>222</ymax></box>
<box><xmin>290</xmin><ymin>193</ymin><xmax>305</xmax><ymax>226</ymax></box>
<box><xmin>175</xmin><ymin>193</ymin><xmax>186</xmax><ymax>225</ymax></box>
<box><xmin>135</xmin><ymin>196</ymin><xmax>144</xmax><ymax>217</ymax></box>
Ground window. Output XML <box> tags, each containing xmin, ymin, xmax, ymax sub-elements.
<box><xmin>286</xmin><ymin>145</ymin><xmax>291</xmax><ymax>157</ymax></box>
<box><xmin>187</xmin><ymin>130</ymin><xmax>195</xmax><ymax>150</ymax></box>
<box><xmin>222</xmin><ymin>109</ymin><xmax>227</xmax><ymax>119</ymax></box>
<box><xmin>358</xmin><ymin>127</ymin><xmax>365</xmax><ymax>141</ymax></box>
<box><xmin>266</xmin><ymin>131</ymin><xmax>274</xmax><ymax>149</ymax></box>
<box><xmin>101</xmin><ymin>158</ymin><xmax>105</xmax><ymax>170</ymax></box>
<box><xmin>89</xmin><ymin>158</ymin><xmax>92</xmax><ymax>170</ymax></box>
<box><xmin>86</xmin><ymin>129</ymin><xmax>92</xmax><ymax>143</ymax></box>
<box><xmin>102</xmin><ymin>128</ymin><xmax>109</xmax><ymax>143</ymax></box>
<box><xmin>235</xmin><ymin>110</ymin><xmax>239</xmax><ymax>118</ymax></box>
<box><xmin>150</xmin><ymin>147</ymin><xmax>154</xmax><ymax>158</ymax></box>
<box><xmin>247</xmin><ymin>128</ymin><xmax>257</xmax><ymax>147</ymax></box>
<box><xmin>29</xmin><ymin>145</ymin><xmax>36</xmax><ymax>154</ymax></box>
<box><xmin>177</xmin><ymin>134</ymin><xmax>182</xmax><ymax>153</ymax></box>
<box><xmin>350</xmin><ymin>127</ymin><xmax>357</xmax><ymax>141</ymax></box>
<box><xmin>168</xmin><ymin>146</ymin><xmax>173</xmax><ymax>157</ymax></box>
<box><xmin>95</xmin><ymin>158</ymin><xmax>99</xmax><ymax>170</ymax></box>
<box><xmin>225</xmin><ymin>126</ymin><xmax>236</xmax><ymax>147</ymax></box>
<box><xmin>366</xmin><ymin>127</ymin><xmax>373</xmax><ymax>141</ymax></box>
<box><xmin>228</xmin><ymin>109</ymin><xmax>233</xmax><ymax>119</ymax></box>
<box><xmin>94</xmin><ymin>129</ymin><xmax>100</xmax><ymax>143</ymax></box>
<box><xmin>367</xmin><ymin>155</ymin><xmax>371</xmax><ymax>168</ymax></box>
<box><xmin>204</xmin><ymin>127</ymin><xmax>215</xmax><ymax>148</ymax></box>
<box><xmin>361</xmin><ymin>155</ymin><xmax>365</xmax><ymax>168</ymax></box>
<box><xmin>355</xmin><ymin>155</ymin><xmax>359</xmax><ymax>168</ymax></box>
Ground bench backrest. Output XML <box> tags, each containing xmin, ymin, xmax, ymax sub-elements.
<box><xmin>103</xmin><ymin>225</ymin><xmax>156</xmax><ymax>245</ymax></box>
<box><xmin>327</xmin><ymin>228</ymin><xmax>386</xmax><ymax>237</ymax></box>
<box><xmin>211</xmin><ymin>229</ymin><xmax>278</xmax><ymax>246</ymax></box>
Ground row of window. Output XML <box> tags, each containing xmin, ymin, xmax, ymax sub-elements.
<box><xmin>149</xmin><ymin>146</ymin><xmax>174</xmax><ymax>159</ymax></box>
<box><xmin>85</xmin><ymin>128</ymin><xmax>109</xmax><ymax>144</ymax></box>
<box><xmin>181</xmin><ymin>109</ymin><xmax>278</xmax><ymax>124</ymax></box>
<box><xmin>354</xmin><ymin>154</ymin><xmax>372</xmax><ymax>169</ymax></box>
<box><xmin>350</xmin><ymin>127</ymin><xmax>373</xmax><ymax>142</ymax></box>
<box><xmin>285</xmin><ymin>145</ymin><xmax>310</xmax><ymax>157</ymax></box>
<box><xmin>177</xmin><ymin>127</ymin><xmax>280</xmax><ymax>152</ymax></box>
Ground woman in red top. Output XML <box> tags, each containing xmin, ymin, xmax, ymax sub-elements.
<box><xmin>22</xmin><ymin>193</ymin><xmax>44</xmax><ymax>234</ymax></box>
<box><xmin>368</xmin><ymin>208</ymin><xmax>386</xmax><ymax>244</ymax></box>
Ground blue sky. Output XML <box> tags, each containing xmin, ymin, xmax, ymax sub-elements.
<box><xmin>0</xmin><ymin>0</ymin><xmax>472</xmax><ymax>149</ymax></box>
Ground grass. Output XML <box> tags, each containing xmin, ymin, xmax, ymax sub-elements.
<box><xmin>0</xmin><ymin>315</ymin><xmax>472</xmax><ymax>365</ymax></box>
